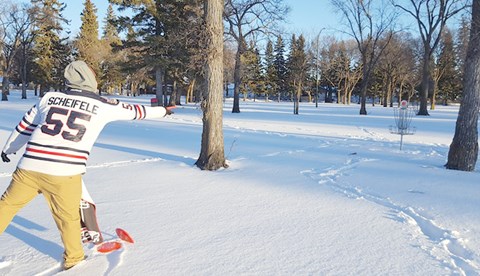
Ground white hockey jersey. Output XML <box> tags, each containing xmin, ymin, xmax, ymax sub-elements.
<box><xmin>2</xmin><ymin>90</ymin><xmax>167</xmax><ymax>176</ymax></box>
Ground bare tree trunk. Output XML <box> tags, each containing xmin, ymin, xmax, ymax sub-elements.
<box><xmin>39</xmin><ymin>84</ymin><xmax>46</xmax><ymax>97</ymax></box>
<box><xmin>293</xmin><ymin>80</ymin><xmax>300</xmax><ymax>115</ymax></box>
<box><xmin>389</xmin><ymin>79</ymin><xmax>395</xmax><ymax>107</ymax></box>
<box><xmin>358</xmin><ymin>52</ymin><xmax>370</xmax><ymax>115</ymax></box>
<box><xmin>431</xmin><ymin>81</ymin><xmax>437</xmax><ymax>111</ymax></box>
<box><xmin>21</xmin><ymin>46</ymin><xmax>28</xmax><ymax>99</ymax></box>
<box><xmin>196</xmin><ymin>0</ymin><xmax>227</xmax><ymax>170</ymax></box>
<box><xmin>382</xmin><ymin>80</ymin><xmax>388</xmax><ymax>107</ymax></box>
<box><xmin>359</xmin><ymin>81</ymin><xmax>368</xmax><ymax>115</ymax></box>
<box><xmin>155</xmin><ymin>67</ymin><xmax>164</xmax><ymax>106</ymax></box>
<box><xmin>418</xmin><ymin>54</ymin><xmax>431</xmax><ymax>115</ymax></box>
<box><xmin>398</xmin><ymin>80</ymin><xmax>405</xmax><ymax>105</ymax></box>
<box><xmin>446</xmin><ymin>0</ymin><xmax>480</xmax><ymax>171</ymax></box>
<box><xmin>186</xmin><ymin>79</ymin><xmax>195</xmax><ymax>104</ymax></box>
<box><xmin>2</xmin><ymin>77</ymin><xmax>9</xmax><ymax>101</ymax></box>
<box><xmin>232</xmin><ymin>42</ymin><xmax>244</xmax><ymax>113</ymax></box>
<box><xmin>169</xmin><ymin>79</ymin><xmax>178</xmax><ymax>106</ymax></box>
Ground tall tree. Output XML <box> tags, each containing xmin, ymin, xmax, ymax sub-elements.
<box><xmin>224</xmin><ymin>0</ymin><xmax>289</xmax><ymax>113</ymax></box>
<box><xmin>394</xmin><ymin>33</ymin><xmax>418</xmax><ymax>104</ymax></box>
<box><xmin>273</xmin><ymin>35</ymin><xmax>287</xmax><ymax>102</ymax></box>
<box><xmin>287</xmin><ymin>34</ymin><xmax>307</xmax><ymax>114</ymax></box>
<box><xmin>196</xmin><ymin>0</ymin><xmax>227</xmax><ymax>170</ymax></box>
<box><xmin>0</xmin><ymin>3</ymin><xmax>33</xmax><ymax>101</ymax></box>
<box><xmin>109</xmin><ymin>0</ymin><xmax>164</xmax><ymax>102</ymax></box>
<box><xmin>52</xmin><ymin>37</ymin><xmax>73</xmax><ymax>90</ymax></box>
<box><xmin>319</xmin><ymin>36</ymin><xmax>341</xmax><ymax>103</ymax></box>
<box><xmin>332</xmin><ymin>0</ymin><xmax>396</xmax><ymax>115</ymax></box>
<box><xmin>320</xmin><ymin>38</ymin><xmax>360</xmax><ymax>105</ymax></box>
<box><xmin>222</xmin><ymin>42</ymin><xmax>236</xmax><ymax>99</ymax></box>
<box><xmin>435</xmin><ymin>28</ymin><xmax>460</xmax><ymax>106</ymax></box>
<box><xmin>30</xmin><ymin>0</ymin><xmax>68</xmax><ymax>95</ymax></box>
<box><xmin>337</xmin><ymin>40</ymin><xmax>361</xmax><ymax>105</ymax></box>
<box><xmin>242</xmin><ymin>41</ymin><xmax>264</xmax><ymax>101</ymax></box>
<box><xmin>376</xmin><ymin>32</ymin><xmax>413</xmax><ymax>107</ymax></box>
<box><xmin>110</xmin><ymin>0</ymin><xmax>203</xmax><ymax>104</ymax></box>
<box><xmin>393</xmin><ymin>0</ymin><xmax>467</xmax><ymax>115</ymax></box>
<box><xmin>446</xmin><ymin>0</ymin><xmax>480</xmax><ymax>171</ymax></box>
<box><xmin>264</xmin><ymin>39</ymin><xmax>277</xmax><ymax>102</ymax></box>
<box><xmin>100</xmin><ymin>4</ymin><xmax>122</xmax><ymax>94</ymax></box>
<box><xmin>16</xmin><ymin>3</ymin><xmax>36</xmax><ymax>99</ymax></box>
<box><xmin>307</xmin><ymin>31</ymin><xmax>324</xmax><ymax>107</ymax></box>
<box><xmin>75</xmin><ymin>0</ymin><xmax>101</xmax><ymax>81</ymax></box>
<box><xmin>455</xmin><ymin>15</ymin><xmax>470</xmax><ymax>91</ymax></box>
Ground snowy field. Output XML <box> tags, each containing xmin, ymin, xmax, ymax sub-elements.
<box><xmin>0</xmin><ymin>90</ymin><xmax>479</xmax><ymax>276</ymax></box>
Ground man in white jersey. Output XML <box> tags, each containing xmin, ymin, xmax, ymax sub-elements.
<box><xmin>0</xmin><ymin>60</ymin><xmax>174</xmax><ymax>270</ymax></box>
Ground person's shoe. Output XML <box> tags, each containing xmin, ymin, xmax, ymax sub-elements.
<box><xmin>63</xmin><ymin>255</ymin><xmax>87</xmax><ymax>270</ymax></box>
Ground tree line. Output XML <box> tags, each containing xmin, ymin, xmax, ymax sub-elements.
<box><xmin>0</xmin><ymin>0</ymin><xmax>206</xmax><ymax>105</ymax></box>
<box><xmin>0</xmin><ymin>1</ymin><xmax>470</xmax><ymax>112</ymax></box>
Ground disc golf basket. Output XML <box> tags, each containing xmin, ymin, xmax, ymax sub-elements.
<box><xmin>389</xmin><ymin>100</ymin><xmax>416</xmax><ymax>150</ymax></box>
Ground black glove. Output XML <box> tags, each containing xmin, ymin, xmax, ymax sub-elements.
<box><xmin>165</xmin><ymin>105</ymin><xmax>176</xmax><ymax>116</ymax></box>
<box><xmin>1</xmin><ymin>152</ymin><xmax>10</xmax><ymax>163</ymax></box>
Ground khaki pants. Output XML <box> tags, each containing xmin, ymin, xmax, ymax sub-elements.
<box><xmin>0</xmin><ymin>168</ymin><xmax>84</xmax><ymax>267</ymax></box>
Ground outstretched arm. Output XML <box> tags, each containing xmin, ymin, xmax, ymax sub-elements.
<box><xmin>105</xmin><ymin>100</ymin><xmax>175</xmax><ymax>121</ymax></box>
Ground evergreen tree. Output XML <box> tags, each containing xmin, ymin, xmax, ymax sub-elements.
<box><xmin>118</xmin><ymin>25</ymin><xmax>154</xmax><ymax>97</ymax></box>
<box><xmin>241</xmin><ymin>41</ymin><xmax>264</xmax><ymax>101</ymax></box>
<box><xmin>101</xmin><ymin>4</ymin><xmax>122</xmax><ymax>94</ymax></box>
<box><xmin>30</xmin><ymin>0</ymin><xmax>68</xmax><ymax>95</ymax></box>
<box><xmin>455</xmin><ymin>15</ymin><xmax>470</xmax><ymax>90</ymax></box>
<box><xmin>109</xmin><ymin>0</ymin><xmax>204</xmax><ymax>105</ymax></box>
<box><xmin>240</xmin><ymin>42</ymin><xmax>254</xmax><ymax>99</ymax></box>
<box><xmin>252</xmin><ymin>45</ymin><xmax>265</xmax><ymax>101</ymax></box>
<box><xmin>75</xmin><ymin>0</ymin><xmax>101</xmax><ymax>81</ymax></box>
<box><xmin>273</xmin><ymin>35</ymin><xmax>287</xmax><ymax>101</ymax></box>
<box><xmin>52</xmin><ymin>38</ymin><xmax>73</xmax><ymax>90</ymax></box>
<box><xmin>285</xmin><ymin>34</ymin><xmax>297</xmax><ymax>101</ymax></box>
<box><xmin>103</xmin><ymin>4</ymin><xmax>121</xmax><ymax>45</ymax></box>
<box><xmin>286</xmin><ymin>34</ymin><xmax>307</xmax><ymax>114</ymax></box>
<box><xmin>223</xmin><ymin>43</ymin><xmax>236</xmax><ymax>99</ymax></box>
<box><xmin>264</xmin><ymin>39</ymin><xmax>277</xmax><ymax>101</ymax></box>
<box><xmin>437</xmin><ymin>28</ymin><xmax>460</xmax><ymax>105</ymax></box>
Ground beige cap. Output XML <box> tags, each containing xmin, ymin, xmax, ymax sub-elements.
<box><xmin>64</xmin><ymin>60</ymin><xmax>98</xmax><ymax>92</ymax></box>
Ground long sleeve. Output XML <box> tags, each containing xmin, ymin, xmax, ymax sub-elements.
<box><xmin>104</xmin><ymin>101</ymin><xmax>167</xmax><ymax>122</ymax></box>
<box><xmin>2</xmin><ymin>105</ymin><xmax>40</xmax><ymax>154</ymax></box>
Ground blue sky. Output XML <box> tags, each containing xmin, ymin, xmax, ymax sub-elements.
<box><xmin>63</xmin><ymin>1</ymin><xmax>110</xmax><ymax>36</ymax></box>
<box><xmin>64</xmin><ymin>0</ymin><xmax>339</xmax><ymax>38</ymax></box>
<box><xmin>282</xmin><ymin>0</ymin><xmax>340</xmax><ymax>37</ymax></box>
<box><xmin>63</xmin><ymin>0</ymin><xmax>468</xmax><ymax>41</ymax></box>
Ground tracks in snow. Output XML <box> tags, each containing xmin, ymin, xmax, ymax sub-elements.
<box><xmin>0</xmin><ymin>157</ymin><xmax>166</xmax><ymax>179</ymax></box>
<box><xmin>30</xmin><ymin>242</ymin><xmax>126</xmax><ymax>276</ymax></box>
<box><xmin>33</xmin><ymin>263</ymin><xmax>62</xmax><ymax>276</ymax></box>
<box><xmin>302</xmin><ymin>156</ymin><xmax>479</xmax><ymax>276</ymax></box>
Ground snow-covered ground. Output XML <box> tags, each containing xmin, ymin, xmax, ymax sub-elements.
<box><xmin>0</xmin><ymin>91</ymin><xmax>479</xmax><ymax>276</ymax></box>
